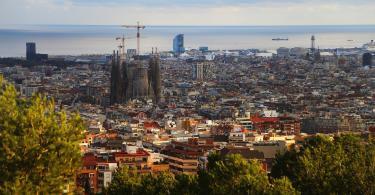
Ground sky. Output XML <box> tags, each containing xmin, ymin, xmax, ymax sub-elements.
<box><xmin>0</xmin><ymin>0</ymin><xmax>375</xmax><ymax>25</ymax></box>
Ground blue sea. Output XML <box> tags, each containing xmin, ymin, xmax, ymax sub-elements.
<box><xmin>0</xmin><ymin>25</ymin><xmax>374</xmax><ymax>57</ymax></box>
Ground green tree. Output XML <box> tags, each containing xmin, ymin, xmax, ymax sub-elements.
<box><xmin>106</xmin><ymin>153</ymin><xmax>299</xmax><ymax>195</ymax></box>
<box><xmin>271</xmin><ymin>177</ymin><xmax>299</xmax><ymax>195</ymax></box>
<box><xmin>0</xmin><ymin>76</ymin><xmax>84</xmax><ymax>194</ymax></box>
<box><xmin>271</xmin><ymin>134</ymin><xmax>375</xmax><ymax>195</ymax></box>
<box><xmin>139</xmin><ymin>172</ymin><xmax>176</xmax><ymax>195</ymax></box>
<box><xmin>106</xmin><ymin>167</ymin><xmax>177</xmax><ymax>195</ymax></box>
<box><xmin>173</xmin><ymin>173</ymin><xmax>199</xmax><ymax>195</ymax></box>
<box><xmin>200</xmin><ymin>153</ymin><xmax>299</xmax><ymax>195</ymax></box>
<box><xmin>105</xmin><ymin>166</ymin><xmax>142</xmax><ymax>195</ymax></box>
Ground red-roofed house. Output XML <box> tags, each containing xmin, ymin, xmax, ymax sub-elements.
<box><xmin>114</xmin><ymin>149</ymin><xmax>151</xmax><ymax>171</ymax></box>
<box><xmin>143</xmin><ymin>121</ymin><xmax>161</xmax><ymax>133</ymax></box>
<box><xmin>251</xmin><ymin>115</ymin><xmax>280</xmax><ymax>132</ymax></box>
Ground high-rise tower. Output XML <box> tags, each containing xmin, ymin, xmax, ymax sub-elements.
<box><xmin>363</xmin><ymin>53</ymin><xmax>373</xmax><ymax>66</ymax></box>
<box><xmin>309</xmin><ymin>35</ymin><xmax>320</xmax><ymax>62</ymax></box>
<box><xmin>311</xmin><ymin>35</ymin><xmax>316</xmax><ymax>52</ymax></box>
<box><xmin>26</xmin><ymin>42</ymin><xmax>36</xmax><ymax>61</ymax></box>
<box><xmin>192</xmin><ymin>61</ymin><xmax>213</xmax><ymax>81</ymax></box>
<box><xmin>193</xmin><ymin>63</ymin><xmax>204</xmax><ymax>81</ymax></box>
<box><xmin>173</xmin><ymin>34</ymin><xmax>185</xmax><ymax>55</ymax></box>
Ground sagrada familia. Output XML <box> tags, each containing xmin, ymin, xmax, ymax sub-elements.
<box><xmin>110</xmin><ymin>51</ymin><xmax>161</xmax><ymax>105</ymax></box>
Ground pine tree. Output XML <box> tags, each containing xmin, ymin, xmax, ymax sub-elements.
<box><xmin>106</xmin><ymin>153</ymin><xmax>299</xmax><ymax>195</ymax></box>
<box><xmin>271</xmin><ymin>134</ymin><xmax>375</xmax><ymax>195</ymax></box>
<box><xmin>0</xmin><ymin>76</ymin><xmax>84</xmax><ymax>194</ymax></box>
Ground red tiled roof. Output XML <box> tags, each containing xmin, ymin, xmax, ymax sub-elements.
<box><xmin>144</xmin><ymin>121</ymin><xmax>161</xmax><ymax>129</ymax></box>
<box><xmin>79</xmin><ymin>169</ymin><xmax>97</xmax><ymax>174</ymax></box>
<box><xmin>251</xmin><ymin>116</ymin><xmax>279</xmax><ymax>124</ymax></box>
<box><xmin>82</xmin><ymin>153</ymin><xmax>98</xmax><ymax>167</ymax></box>
<box><xmin>114</xmin><ymin>149</ymin><xmax>150</xmax><ymax>157</ymax></box>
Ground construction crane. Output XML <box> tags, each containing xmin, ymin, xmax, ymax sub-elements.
<box><xmin>122</xmin><ymin>21</ymin><xmax>145</xmax><ymax>56</ymax></box>
<box><xmin>116</xmin><ymin>35</ymin><xmax>136</xmax><ymax>61</ymax></box>
<box><xmin>116</xmin><ymin>35</ymin><xmax>125</xmax><ymax>61</ymax></box>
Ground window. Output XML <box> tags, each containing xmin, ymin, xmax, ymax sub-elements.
<box><xmin>98</xmin><ymin>165</ymin><xmax>106</xmax><ymax>170</ymax></box>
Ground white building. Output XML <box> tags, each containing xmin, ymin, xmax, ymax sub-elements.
<box><xmin>21</xmin><ymin>86</ymin><xmax>39</xmax><ymax>97</ymax></box>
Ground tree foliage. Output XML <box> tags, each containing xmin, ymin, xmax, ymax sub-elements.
<box><xmin>105</xmin><ymin>166</ymin><xmax>177</xmax><ymax>195</ymax></box>
<box><xmin>198</xmin><ymin>153</ymin><xmax>298</xmax><ymax>195</ymax></box>
<box><xmin>107</xmin><ymin>135</ymin><xmax>375</xmax><ymax>195</ymax></box>
<box><xmin>105</xmin><ymin>166</ymin><xmax>142</xmax><ymax>195</ymax></box>
<box><xmin>271</xmin><ymin>134</ymin><xmax>375</xmax><ymax>195</ymax></box>
<box><xmin>0</xmin><ymin>76</ymin><xmax>84</xmax><ymax>194</ymax></box>
<box><xmin>106</xmin><ymin>154</ymin><xmax>299</xmax><ymax>195</ymax></box>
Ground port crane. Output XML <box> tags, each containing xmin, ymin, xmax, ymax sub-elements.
<box><xmin>122</xmin><ymin>22</ymin><xmax>145</xmax><ymax>56</ymax></box>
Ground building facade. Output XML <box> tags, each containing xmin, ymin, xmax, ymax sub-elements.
<box><xmin>26</xmin><ymin>42</ymin><xmax>48</xmax><ymax>61</ymax></box>
<box><xmin>192</xmin><ymin>61</ymin><xmax>213</xmax><ymax>81</ymax></box>
<box><xmin>173</xmin><ymin>34</ymin><xmax>185</xmax><ymax>55</ymax></box>
<box><xmin>161</xmin><ymin>138</ymin><xmax>215</xmax><ymax>174</ymax></box>
<box><xmin>362</xmin><ymin>52</ymin><xmax>373</xmax><ymax>66</ymax></box>
<box><xmin>110</xmin><ymin>51</ymin><xmax>161</xmax><ymax>105</ymax></box>
<box><xmin>26</xmin><ymin>42</ymin><xmax>36</xmax><ymax>61</ymax></box>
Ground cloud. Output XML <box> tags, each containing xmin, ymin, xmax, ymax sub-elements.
<box><xmin>58</xmin><ymin>0</ymin><xmax>373</xmax><ymax>7</ymax></box>
<box><xmin>0</xmin><ymin>0</ymin><xmax>374</xmax><ymax>25</ymax></box>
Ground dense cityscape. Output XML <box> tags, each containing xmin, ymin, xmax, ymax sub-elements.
<box><xmin>3</xmin><ymin>0</ymin><xmax>375</xmax><ymax>191</ymax></box>
<box><xmin>0</xmin><ymin>25</ymin><xmax>374</xmax><ymax>193</ymax></box>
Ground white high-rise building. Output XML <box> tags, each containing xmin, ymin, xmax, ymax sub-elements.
<box><xmin>193</xmin><ymin>63</ymin><xmax>205</xmax><ymax>81</ymax></box>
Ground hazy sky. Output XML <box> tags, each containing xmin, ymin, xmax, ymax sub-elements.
<box><xmin>1</xmin><ymin>0</ymin><xmax>374</xmax><ymax>25</ymax></box>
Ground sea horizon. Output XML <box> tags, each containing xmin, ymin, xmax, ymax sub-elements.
<box><xmin>1</xmin><ymin>24</ymin><xmax>374</xmax><ymax>57</ymax></box>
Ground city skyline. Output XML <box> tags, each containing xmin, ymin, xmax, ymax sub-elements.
<box><xmin>1</xmin><ymin>0</ymin><xmax>375</xmax><ymax>25</ymax></box>
<box><xmin>0</xmin><ymin>0</ymin><xmax>374</xmax><ymax>194</ymax></box>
